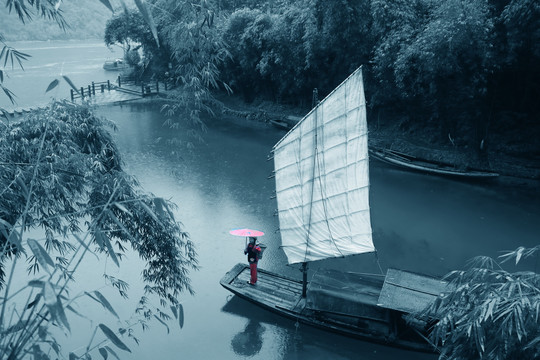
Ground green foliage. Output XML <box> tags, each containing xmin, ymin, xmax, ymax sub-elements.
<box><xmin>420</xmin><ymin>247</ymin><xmax>540</xmax><ymax>359</ymax></box>
<box><xmin>220</xmin><ymin>0</ymin><xmax>372</xmax><ymax>103</ymax></box>
<box><xmin>0</xmin><ymin>102</ymin><xmax>198</xmax><ymax>359</ymax></box>
<box><xmin>146</xmin><ymin>0</ymin><xmax>231</xmax><ymax>133</ymax></box>
<box><xmin>302</xmin><ymin>0</ymin><xmax>373</xmax><ymax>95</ymax></box>
<box><xmin>104</xmin><ymin>8</ymin><xmax>166</xmax><ymax>77</ymax></box>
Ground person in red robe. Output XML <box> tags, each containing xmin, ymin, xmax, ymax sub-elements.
<box><xmin>244</xmin><ymin>237</ymin><xmax>261</xmax><ymax>285</ymax></box>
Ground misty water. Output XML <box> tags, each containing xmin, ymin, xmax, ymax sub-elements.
<box><xmin>3</xmin><ymin>41</ymin><xmax>540</xmax><ymax>359</ymax></box>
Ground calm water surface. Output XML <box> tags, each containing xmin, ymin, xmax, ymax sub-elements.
<box><xmin>4</xmin><ymin>42</ymin><xmax>540</xmax><ymax>359</ymax></box>
<box><xmin>92</xmin><ymin>103</ymin><xmax>538</xmax><ymax>360</ymax></box>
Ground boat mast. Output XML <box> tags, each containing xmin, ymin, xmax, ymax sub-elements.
<box><xmin>302</xmin><ymin>262</ymin><xmax>308</xmax><ymax>297</ymax></box>
<box><xmin>301</xmin><ymin>91</ymin><xmax>320</xmax><ymax>298</ymax></box>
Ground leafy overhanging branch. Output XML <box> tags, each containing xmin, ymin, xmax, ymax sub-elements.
<box><xmin>0</xmin><ymin>102</ymin><xmax>198</xmax><ymax>358</ymax></box>
<box><xmin>418</xmin><ymin>248</ymin><xmax>540</xmax><ymax>359</ymax></box>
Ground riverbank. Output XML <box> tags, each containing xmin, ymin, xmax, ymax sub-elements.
<box><xmin>104</xmin><ymin>90</ymin><xmax>539</xmax><ymax>188</ymax></box>
<box><xmin>211</xmin><ymin>93</ymin><xmax>540</xmax><ymax>185</ymax></box>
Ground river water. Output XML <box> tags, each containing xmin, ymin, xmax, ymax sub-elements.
<box><xmin>3</xmin><ymin>41</ymin><xmax>540</xmax><ymax>359</ymax></box>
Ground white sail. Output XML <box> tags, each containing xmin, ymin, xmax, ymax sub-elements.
<box><xmin>273</xmin><ymin>67</ymin><xmax>374</xmax><ymax>264</ymax></box>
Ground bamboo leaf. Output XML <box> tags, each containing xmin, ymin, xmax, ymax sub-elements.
<box><xmin>62</xmin><ymin>75</ymin><xmax>79</xmax><ymax>94</ymax></box>
<box><xmin>3</xmin><ymin>320</ymin><xmax>26</xmax><ymax>334</ymax></box>
<box><xmin>178</xmin><ymin>303</ymin><xmax>184</xmax><ymax>329</ymax></box>
<box><xmin>43</xmin><ymin>281</ymin><xmax>57</xmax><ymax>306</ymax></box>
<box><xmin>133</xmin><ymin>0</ymin><xmax>159</xmax><ymax>48</ymax></box>
<box><xmin>140</xmin><ymin>200</ymin><xmax>159</xmax><ymax>223</ymax></box>
<box><xmin>95</xmin><ymin>229</ymin><xmax>119</xmax><ymax>267</ymax></box>
<box><xmin>99</xmin><ymin>347</ymin><xmax>108</xmax><ymax>359</ymax></box>
<box><xmin>170</xmin><ymin>305</ymin><xmax>178</xmax><ymax>319</ymax></box>
<box><xmin>73</xmin><ymin>233</ymin><xmax>99</xmax><ymax>260</ymax></box>
<box><xmin>106</xmin><ymin>209</ymin><xmax>134</xmax><ymax>241</ymax></box>
<box><xmin>69</xmin><ymin>352</ymin><xmax>78</xmax><ymax>360</ymax></box>
<box><xmin>54</xmin><ymin>295</ymin><xmax>71</xmax><ymax>331</ymax></box>
<box><xmin>45</xmin><ymin>79</ymin><xmax>59</xmax><ymax>93</ymax></box>
<box><xmin>66</xmin><ymin>304</ymin><xmax>89</xmax><ymax>320</ymax></box>
<box><xmin>153</xmin><ymin>198</ymin><xmax>166</xmax><ymax>219</ymax></box>
<box><xmin>28</xmin><ymin>279</ymin><xmax>45</xmax><ymax>287</ymax></box>
<box><xmin>104</xmin><ymin>346</ymin><xmax>120</xmax><ymax>360</ymax></box>
<box><xmin>153</xmin><ymin>314</ymin><xmax>170</xmax><ymax>333</ymax></box>
<box><xmin>98</xmin><ymin>324</ymin><xmax>131</xmax><ymax>353</ymax></box>
<box><xmin>16</xmin><ymin>176</ymin><xmax>29</xmax><ymax>198</ymax></box>
<box><xmin>27</xmin><ymin>293</ymin><xmax>42</xmax><ymax>309</ymax></box>
<box><xmin>516</xmin><ymin>247</ymin><xmax>525</xmax><ymax>265</ymax></box>
<box><xmin>113</xmin><ymin>202</ymin><xmax>132</xmax><ymax>216</ymax></box>
<box><xmin>97</xmin><ymin>0</ymin><xmax>114</xmax><ymax>12</ymax></box>
<box><xmin>28</xmin><ymin>238</ymin><xmax>55</xmax><ymax>272</ymax></box>
<box><xmin>92</xmin><ymin>291</ymin><xmax>120</xmax><ymax>319</ymax></box>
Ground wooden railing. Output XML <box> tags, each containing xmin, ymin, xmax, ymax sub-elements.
<box><xmin>69</xmin><ymin>76</ymin><xmax>172</xmax><ymax>102</ymax></box>
<box><xmin>116</xmin><ymin>75</ymin><xmax>172</xmax><ymax>97</ymax></box>
<box><xmin>70</xmin><ymin>80</ymin><xmax>112</xmax><ymax>101</ymax></box>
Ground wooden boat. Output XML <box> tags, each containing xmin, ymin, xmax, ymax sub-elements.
<box><xmin>369</xmin><ymin>147</ymin><xmax>499</xmax><ymax>179</ymax></box>
<box><xmin>221</xmin><ymin>67</ymin><xmax>445</xmax><ymax>352</ymax></box>
<box><xmin>222</xmin><ymin>264</ymin><xmax>446</xmax><ymax>352</ymax></box>
<box><xmin>103</xmin><ymin>58</ymin><xmax>128</xmax><ymax>71</ymax></box>
<box><xmin>269</xmin><ymin>119</ymin><xmax>290</xmax><ymax>130</ymax></box>
<box><xmin>270</xmin><ymin>115</ymin><xmax>302</xmax><ymax>130</ymax></box>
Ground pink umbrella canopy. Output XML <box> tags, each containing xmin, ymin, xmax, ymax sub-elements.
<box><xmin>229</xmin><ymin>228</ymin><xmax>265</xmax><ymax>237</ymax></box>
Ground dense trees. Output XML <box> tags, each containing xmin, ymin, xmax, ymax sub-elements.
<box><xmin>104</xmin><ymin>0</ymin><xmax>537</xmax><ymax>150</ymax></box>
<box><xmin>214</xmin><ymin>0</ymin><xmax>539</xmax><ymax>150</ymax></box>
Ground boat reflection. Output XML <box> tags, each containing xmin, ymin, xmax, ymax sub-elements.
<box><xmin>231</xmin><ymin>319</ymin><xmax>265</xmax><ymax>357</ymax></box>
<box><xmin>221</xmin><ymin>296</ymin><xmax>437</xmax><ymax>360</ymax></box>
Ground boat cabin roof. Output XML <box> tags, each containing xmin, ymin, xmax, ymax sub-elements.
<box><xmin>377</xmin><ymin>268</ymin><xmax>448</xmax><ymax>314</ymax></box>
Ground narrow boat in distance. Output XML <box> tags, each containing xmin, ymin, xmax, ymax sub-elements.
<box><xmin>221</xmin><ymin>67</ymin><xmax>446</xmax><ymax>353</ymax></box>
<box><xmin>369</xmin><ymin>147</ymin><xmax>499</xmax><ymax>179</ymax></box>
<box><xmin>103</xmin><ymin>58</ymin><xmax>128</xmax><ymax>71</ymax></box>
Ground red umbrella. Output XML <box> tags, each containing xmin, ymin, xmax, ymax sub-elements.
<box><xmin>229</xmin><ymin>228</ymin><xmax>265</xmax><ymax>237</ymax></box>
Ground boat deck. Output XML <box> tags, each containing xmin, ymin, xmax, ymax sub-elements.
<box><xmin>220</xmin><ymin>263</ymin><xmax>305</xmax><ymax>313</ymax></box>
<box><xmin>378</xmin><ymin>268</ymin><xmax>449</xmax><ymax>314</ymax></box>
<box><xmin>220</xmin><ymin>263</ymin><xmax>437</xmax><ymax>353</ymax></box>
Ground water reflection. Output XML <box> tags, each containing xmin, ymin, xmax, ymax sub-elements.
<box><xmin>222</xmin><ymin>296</ymin><xmax>436</xmax><ymax>360</ymax></box>
<box><xmin>231</xmin><ymin>319</ymin><xmax>265</xmax><ymax>357</ymax></box>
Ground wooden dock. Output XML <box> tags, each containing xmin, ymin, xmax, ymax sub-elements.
<box><xmin>69</xmin><ymin>75</ymin><xmax>169</xmax><ymax>104</ymax></box>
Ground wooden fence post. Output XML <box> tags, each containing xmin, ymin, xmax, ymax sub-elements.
<box><xmin>88</xmin><ymin>85</ymin><xmax>92</xmax><ymax>96</ymax></box>
<box><xmin>70</xmin><ymin>89</ymin><xmax>74</xmax><ymax>101</ymax></box>
<box><xmin>101</xmin><ymin>84</ymin><xmax>105</xmax><ymax>93</ymax></box>
<box><xmin>107</xmin><ymin>80</ymin><xmax>111</xmax><ymax>91</ymax></box>
<box><xmin>92</xmin><ymin>82</ymin><xmax>96</xmax><ymax>95</ymax></box>
<box><xmin>118</xmin><ymin>76</ymin><xmax>121</xmax><ymax>87</ymax></box>
<box><xmin>156</xmin><ymin>80</ymin><xmax>159</xmax><ymax>93</ymax></box>
<box><xmin>80</xmin><ymin>87</ymin><xmax>85</xmax><ymax>99</ymax></box>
